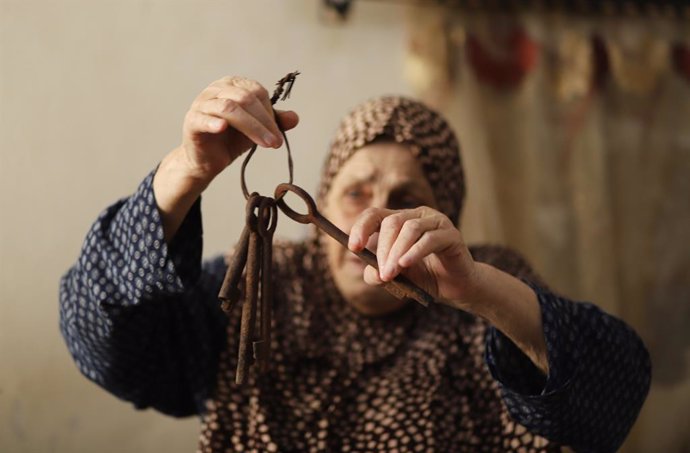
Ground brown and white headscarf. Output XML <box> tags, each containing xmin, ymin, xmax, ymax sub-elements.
<box><xmin>316</xmin><ymin>96</ymin><xmax>466</xmax><ymax>225</ymax></box>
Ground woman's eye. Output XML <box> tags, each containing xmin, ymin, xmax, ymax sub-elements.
<box><xmin>389</xmin><ymin>197</ymin><xmax>422</xmax><ymax>210</ymax></box>
<box><xmin>344</xmin><ymin>188</ymin><xmax>367</xmax><ymax>201</ymax></box>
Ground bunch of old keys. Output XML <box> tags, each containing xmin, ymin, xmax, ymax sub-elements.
<box><xmin>218</xmin><ymin>72</ymin><xmax>434</xmax><ymax>385</ymax></box>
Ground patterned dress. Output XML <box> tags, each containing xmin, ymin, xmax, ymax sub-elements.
<box><xmin>59</xmin><ymin>171</ymin><xmax>651</xmax><ymax>453</ymax></box>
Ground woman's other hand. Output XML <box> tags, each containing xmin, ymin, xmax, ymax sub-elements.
<box><xmin>347</xmin><ymin>206</ymin><xmax>481</xmax><ymax>309</ymax></box>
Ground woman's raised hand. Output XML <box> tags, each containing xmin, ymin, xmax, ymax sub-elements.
<box><xmin>180</xmin><ymin>76</ymin><xmax>299</xmax><ymax>182</ymax></box>
<box><xmin>153</xmin><ymin>76</ymin><xmax>299</xmax><ymax>241</ymax></box>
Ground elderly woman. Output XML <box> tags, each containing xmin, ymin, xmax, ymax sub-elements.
<box><xmin>60</xmin><ymin>76</ymin><xmax>650</xmax><ymax>452</ymax></box>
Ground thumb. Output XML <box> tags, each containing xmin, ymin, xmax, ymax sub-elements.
<box><xmin>363</xmin><ymin>265</ymin><xmax>384</xmax><ymax>286</ymax></box>
<box><xmin>275</xmin><ymin>110</ymin><xmax>299</xmax><ymax>131</ymax></box>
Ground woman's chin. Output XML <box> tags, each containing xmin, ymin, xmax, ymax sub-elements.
<box><xmin>343</xmin><ymin>258</ymin><xmax>367</xmax><ymax>276</ymax></box>
<box><xmin>331</xmin><ymin>259</ymin><xmax>406</xmax><ymax>315</ymax></box>
<box><xmin>339</xmin><ymin>279</ymin><xmax>405</xmax><ymax>316</ymax></box>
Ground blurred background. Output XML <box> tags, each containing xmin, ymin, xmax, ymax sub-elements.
<box><xmin>1</xmin><ymin>0</ymin><xmax>688</xmax><ymax>452</ymax></box>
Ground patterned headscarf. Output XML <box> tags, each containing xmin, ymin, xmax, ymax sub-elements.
<box><xmin>317</xmin><ymin>96</ymin><xmax>466</xmax><ymax>225</ymax></box>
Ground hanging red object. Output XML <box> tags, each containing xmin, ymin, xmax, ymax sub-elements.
<box><xmin>466</xmin><ymin>26</ymin><xmax>540</xmax><ymax>90</ymax></box>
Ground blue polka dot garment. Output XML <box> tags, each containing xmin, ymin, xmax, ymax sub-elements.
<box><xmin>60</xmin><ymin>170</ymin><xmax>651</xmax><ymax>452</ymax></box>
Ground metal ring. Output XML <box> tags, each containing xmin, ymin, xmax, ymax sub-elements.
<box><xmin>257</xmin><ymin>196</ymin><xmax>278</xmax><ymax>238</ymax></box>
<box><xmin>240</xmin><ymin>113</ymin><xmax>294</xmax><ymax>200</ymax></box>
<box><xmin>245</xmin><ymin>193</ymin><xmax>261</xmax><ymax>231</ymax></box>
<box><xmin>274</xmin><ymin>183</ymin><xmax>316</xmax><ymax>225</ymax></box>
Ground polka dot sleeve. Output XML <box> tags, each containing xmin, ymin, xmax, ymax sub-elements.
<box><xmin>59</xmin><ymin>169</ymin><xmax>227</xmax><ymax>417</ymax></box>
<box><xmin>485</xmin><ymin>284</ymin><xmax>652</xmax><ymax>452</ymax></box>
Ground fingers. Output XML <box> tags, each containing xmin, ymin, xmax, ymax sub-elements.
<box><xmin>397</xmin><ymin>229</ymin><xmax>457</xmax><ymax>270</ymax></box>
<box><xmin>217</xmin><ymin>87</ymin><xmax>281</xmax><ymax>140</ymax></box>
<box><xmin>236</xmin><ymin>78</ymin><xmax>273</xmax><ymax>120</ymax></box>
<box><xmin>193</xmin><ymin>76</ymin><xmax>289</xmax><ymax>148</ymax></box>
<box><xmin>185</xmin><ymin>110</ymin><xmax>228</xmax><ymax>134</ymax></box>
<box><xmin>349</xmin><ymin>206</ymin><xmax>459</xmax><ymax>282</ymax></box>
<box><xmin>217</xmin><ymin>77</ymin><xmax>273</xmax><ymax>127</ymax></box>
<box><xmin>196</xmin><ymin>97</ymin><xmax>279</xmax><ymax>148</ymax></box>
<box><xmin>349</xmin><ymin>207</ymin><xmax>423</xmax><ymax>276</ymax></box>
<box><xmin>363</xmin><ymin>265</ymin><xmax>384</xmax><ymax>286</ymax></box>
<box><xmin>275</xmin><ymin>110</ymin><xmax>299</xmax><ymax>131</ymax></box>
<box><xmin>205</xmin><ymin>76</ymin><xmax>271</xmax><ymax>105</ymax></box>
<box><xmin>379</xmin><ymin>214</ymin><xmax>443</xmax><ymax>281</ymax></box>
<box><xmin>348</xmin><ymin>207</ymin><xmax>393</xmax><ymax>252</ymax></box>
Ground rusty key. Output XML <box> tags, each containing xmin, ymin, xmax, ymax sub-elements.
<box><xmin>217</xmin><ymin>194</ymin><xmax>260</xmax><ymax>312</ymax></box>
<box><xmin>274</xmin><ymin>183</ymin><xmax>434</xmax><ymax>307</ymax></box>
<box><xmin>252</xmin><ymin>196</ymin><xmax>278</xmax><ymax>372</ymax></box>
<box><xmin>235</xmin><ymin>197</ymin><xmax>263</xmax><ymax>385</ymax></box>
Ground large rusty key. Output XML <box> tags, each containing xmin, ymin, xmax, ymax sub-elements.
<box><xmin>253</xmin><ymin>196</ymin><xmax>278</xmax><ymax>372</ymax></box>
<box><xmin>218</xmin><ymin>193</ymin><xmax>260</xmax><ymax>313</ymax></box>
<box><xmin>274</xmin><ymin>183</ymin><xmax>434</xmax><ymax>307</ymax></box>
<box><xmin>235</xmin><ymin>196</ymin><xmax>263</xmax><ymax>385</ymax></box>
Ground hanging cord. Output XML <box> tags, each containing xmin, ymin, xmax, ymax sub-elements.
<box><xmin>241</xmin><ymin>71</ymin><xmax>300</xmax><ymax>199</ymax></box>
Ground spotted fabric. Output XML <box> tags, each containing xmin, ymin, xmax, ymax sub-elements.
<box><xmin>60</xmin><ymin>171</ymin><xmax>651</xmax><ymax>453</ymax></box>
<box><xmin>317</xmin><ymin>96</ymin><xmax>465</xmax><ymax>225</ymax></box>
<box><xmin>59</xmin><ymin>178</ymin><xmax>226</xmax><ymax>415</ymax></box>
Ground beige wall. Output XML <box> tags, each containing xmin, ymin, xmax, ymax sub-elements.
<box><xmin>0</xmin><ymin>1</ymin><xmax>413</xmax><ymax>452</ymax></box>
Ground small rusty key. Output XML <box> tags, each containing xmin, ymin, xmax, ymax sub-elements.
<box><xmin>235</xmin><ymin>197</ymin><xmax>263</xmax><ymax>385</ymax></box>
<box><xmin>274</xmin><ymin>183</ymin><xmax>434</xmax><ymax>307</ymax></box>
<box><xmin>218</xmin><ymin>193</ymin><xmax>260</xmax><ymax>312</ymax></box>
<box><xmin>252</xmin><ymin>196</ymin><xmax>278</xmax><ymax>372</ymax></box>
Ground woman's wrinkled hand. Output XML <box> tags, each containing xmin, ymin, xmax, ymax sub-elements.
<box><xmin>153</xmin><ymin>76</ymin><xmax>299</xmax><ymax>242</ymax></box>
<box><xmin>347</xmin><ymin>206</ymin><xmax>481</xmax><ymax>308</ymax></box>
<box><xmin>178</xmin><ymin>76</ymin><xmax>299</xmax><ymax>183</ymax></box>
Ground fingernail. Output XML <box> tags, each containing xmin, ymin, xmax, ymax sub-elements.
<box><xmin>347</xmin><ymin>235</ymin><xmax>356</xmax><ymax>249</ymax></box>
<box><xmin>377</xmin><ymin>265</ymin><xmax>387</xmax><ymax>281</ymax></box>
<box><xmin>385</xmin><ymin>264</ymin><xmax>396</xmax><ymax>280</ymax></box>
<box><xmin>263</xmin><ymin>132</ymin><xmax>278</xmax><ymax>147</ymax></box>
<box><xmin>210</xmin><ymin>118</ymin><xmax>224</xmax><ymax>130</ymax></box>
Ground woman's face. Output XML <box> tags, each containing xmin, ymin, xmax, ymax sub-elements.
<box><xmin>321</xmin><ymin>142</ymin><xmax>437</xmax><ymax>316</ymax></box>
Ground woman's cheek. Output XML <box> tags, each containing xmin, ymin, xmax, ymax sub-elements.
<box><xmin>330</xmin><ymin>206</ymin><xmax>360</xmax><ymax>235</ymax></box>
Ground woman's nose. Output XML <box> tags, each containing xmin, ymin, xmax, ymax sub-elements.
<box><xmin>370</xmin><ymin>191</ymin><xmax>390</xmax><ymax>210</ymax></box>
